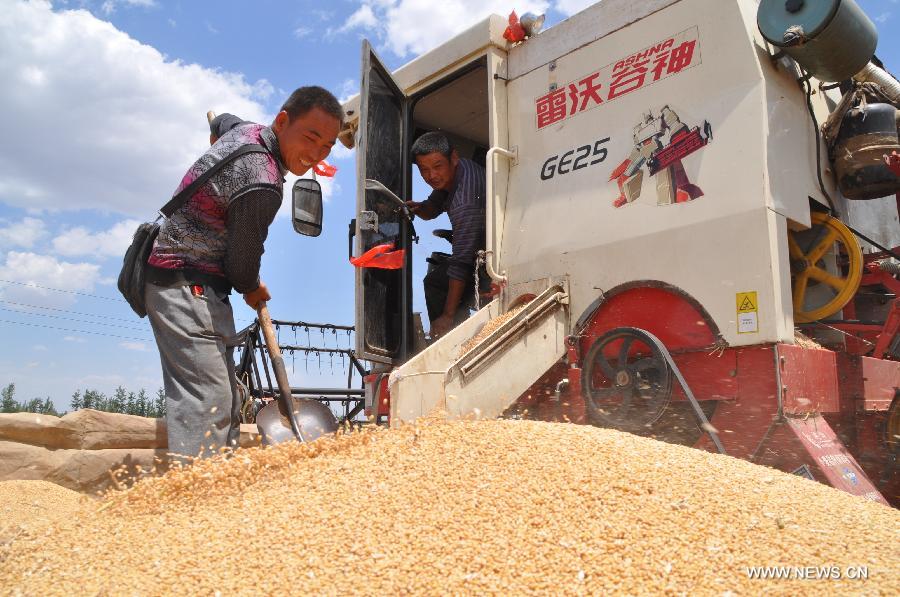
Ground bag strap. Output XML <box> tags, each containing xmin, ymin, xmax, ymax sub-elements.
<box><xmin>159</xmin><ymin>143</ymin><xmax>269</xmax><ymax>218</ymax></box>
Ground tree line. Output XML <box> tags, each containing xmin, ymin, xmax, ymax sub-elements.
<box><xmin>1</xmin><ymin>383</ymin><xmax>166</xmax><ymax>418</ymax></box>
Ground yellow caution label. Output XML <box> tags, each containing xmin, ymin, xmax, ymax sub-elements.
<box><xmin>736</xmin><ymin>291</ymin><xmax>758</xmax><ymax>334</ymax></box>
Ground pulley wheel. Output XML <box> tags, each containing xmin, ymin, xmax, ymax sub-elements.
<box><xmin>789</xmin><ymin>212</ymin><xmax>862</xmax><ymax>323</ymax></box>
<box><xmin>581</xmin><ymin>327</ymin><xmax>673</xmax><ymax>433</ymax></box>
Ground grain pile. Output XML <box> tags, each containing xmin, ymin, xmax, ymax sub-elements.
<box><xmin>794</xmin><ymin>331</ymin><xmax>826</xmax><ymax>350</ymax></box>
<box><xmin>460</xmin><ymin>304</ymin><xmax>527</xmax><ymax>355</ymax></box>
<box><xmin>1</xmin><ymin>420</ymin><xmax>897</xmax><ymax>595</ymax></box>
<box><xmin>0</xmin><ymin>481</ymin><xmax>90</xmax><ymax>544</ymax></box>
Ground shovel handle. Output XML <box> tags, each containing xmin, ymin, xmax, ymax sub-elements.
<box><xmin>257</xmin><ymin>301</ymin><xmax>305</xmax><ymax>442</ymax></box>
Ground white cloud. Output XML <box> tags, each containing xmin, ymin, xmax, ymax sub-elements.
<box><xmin>119</xmin><ymin>341</ymin><xmax>150</xmax><ymax>352</ymax></box>
<box><xmin>312</xmin><ymin>9</ymin><xmax>334</xmax><ymax>22</ymax></box>
<box><xmin>52</xmin><ymin>219</ymin><xmax>141</xmax><ymax>258</ymax></box>
<box><xmin>874</xmin><ymin>12</ymin><xmax>891</xmax><ymax>24</ymax></box>
<box><xmin>0</xmin><ymin>251</ymin><xmax>102</xmax><ymax>308</ymax></box>
<box><xmin>101</xmin><ymin>0</ymin><xmax>156</xmax><ymax>16</ymax></box>
<box><xmin>338</xmin><ymin>78</ymin><xmax>358</xmax><ymax>104</ymax></box>
<box><xmin>74</xmin><ymin>372</ymin><xmax>127</xmax><ymax>387</ymax></box>
<box><xmin>330</xmin><ymin>143</ymin><xmax>355</xmax><ymax>161</ymax></box>
<box><xmin>554</xmin><ymin>0</ymin><xmax>596</xmax><ymax>17</ymax></box>
<box><xmin>293</xmin><ymin>25</ymin><xmax>313</xmax><ymax>39</ymax></box>
<box><xmin>251</xmin><ymin>79</ymin><xmax>276</xmax><ymax>101</ymax></box>
<box><xmin>341</xmin><ymin>5</ymin><xmax>378</xmax><ymax>32</ymax></box>
<box><xmin>0</xmin><ymin>1</ymin><xmax>269</xmax><ymax>218</ymax></box>
<box><xmin>333</xmin><ymin>0</ymin><xmax>549</xmax><ymax>57</ymax></box>
<box><xmin>33</xmin><ymin>344</ymin><xmax>48</xmax><ymax>351</ymax></box>
<box><xmin>0</xmin><ymin>217</ymin><xmax>47</xmax><ymax>249</ymax></box>
<box><xmin>63</xmin><ymin>336</ymin><xmax>88</xmax><ymax>343</ymax></box>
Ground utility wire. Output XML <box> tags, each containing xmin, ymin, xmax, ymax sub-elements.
<box><xmin>0</xmin><ymin>299</ymin><xmax>148</xmax><ymax>325</ymax></box>
<box><xmin>0</xmin><ymin>306</ymin><xmax>151</xmax><ymax>333</ymax></box>
<box><xmin>0</xmin><ymin>278</ymin><xmax>124</xmax><ymax>302</ymax></box>
<box><xmin>0</xmin><ymin>279</ymin><xmax>255</xmax><ymax>324</ymax></box>
<box><xmin>0</xmin><ymin>318</ymin><xmax>153</xmax><ymax>342</ymax></box>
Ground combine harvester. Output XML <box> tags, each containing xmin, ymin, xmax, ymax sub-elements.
<box><xmin>323</xmin><ymin>0</ymin><xmax>900</xmax><ymax>505</ymax></box>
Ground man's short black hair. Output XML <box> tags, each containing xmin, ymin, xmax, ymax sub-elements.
<box><xmin>411</xmin><ymin>132</ymin><xmax>453</xmax><ymax>160</ymax></box>
<box><xmin>280</xmin><ymin>86</ymin><xmax>344</xmax><ymax>124</ymax></box>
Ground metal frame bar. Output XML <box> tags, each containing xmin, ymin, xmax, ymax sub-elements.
<box><xmin>235</xmin><ymin>319</ymin><xmax>368</xmax><ymax>423</ymax></box>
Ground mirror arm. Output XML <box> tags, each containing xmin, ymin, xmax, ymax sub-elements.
<box><xmin>363</xmin><ymin>179</ymin><xmax>412</xmax><ymax>220</ymax></box>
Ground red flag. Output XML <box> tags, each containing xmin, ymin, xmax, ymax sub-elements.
<box><xmin>503</xmin><ymin>11</ymin><xmax>526</xmax><ymax>43</ymax></box>
<box><xmin>313</xmin><ymin>161</ymin><xmax>338</xmax><ymax>177</ymax></box>
<box><xmin>350</xmin><ymin>243</ymin><xmax>405</xmax><ymax>270</ymax></box>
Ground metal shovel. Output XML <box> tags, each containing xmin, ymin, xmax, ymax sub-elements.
<box><xmin>254</xmin><ymin>302</ymin><xmax>339</xmax><ymax>446</ymax></box>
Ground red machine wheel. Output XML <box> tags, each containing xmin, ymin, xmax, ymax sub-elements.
<box><xmin>581</xmin><ymin>327</ymin><xmax>673</xmax><ymax>433</ymax></box>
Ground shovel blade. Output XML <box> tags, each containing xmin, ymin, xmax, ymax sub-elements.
<box><xmin>256</xmin><ymin>397</ymin><xmax>339</xmax><ymax>446</ymax></box>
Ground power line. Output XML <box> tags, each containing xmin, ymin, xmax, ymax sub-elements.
<box><xmin>0</xmin><ymin>279</ymin><xmax>256</xmax><ymax>324</ymax></box>
<box><xmin>0</xmin><ymin>306</ymin><xmax>151</xmax><ymax>333</ymax></box>
<box><xmin>0</xmin><ymin>318</ymin><xmax>153</xmax><ymax>343</ymax></box>
<box><xmin>0</xmin><ymin>299</ymin><xmax>146</xmax><ymax>325</ymax></box>
<box><xmin>0</xmin><ymin>278</ymin><xmax>124</xmax><ymax>302</ymax></box>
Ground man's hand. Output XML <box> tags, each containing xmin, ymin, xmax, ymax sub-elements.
<box><xmin>429</xmin><ymin>314</ymin><xmax>454</xmax><ymax>340</ymax></box>
<box><xmin>405</xmin><ymin>200</ymin><xmax>422</xmax><ymax>218</ymax></box>
<box><xmin>406</xmin><ymin>200</ymin><xmax>440</xmax><ymax>220</ymax></box>
<box><xmin>243</xmin><ymin>282</ymin><xmax>271</xmax><ymax>309</ymax></box>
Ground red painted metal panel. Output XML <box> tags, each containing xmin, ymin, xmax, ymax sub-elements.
<box><xmin>695</xmin><ymin>346</ymin><xmax>779</xmax><ymax>459</ymax></box>
<box><xmin>580</xmin><ymin>285</ymin><xmax>717</xmax><ymax>356</ymax></box>
<box><xmin>850</xmin><ymin>411</ymin><xmax>899</xmax><ymax>505</ymax></box>
<box><xmin>859</xmin><ymin>356</ymin><xmax>900</xmax><ymax>411</ymax></box>
<box><xmin>753</xmin><ymin>417</ymin><xmax>891</xmax><ymax>506</ymax></box>
<box><xmin>783</xmin><ymin>417</ymin><xmax>889</xmax><ymax>505</ymax></box>
<box><xmin>777</xmin><ymin>344</ymin><xmax>841</xmax><ymax>414</ymax></box>
<box><xmin>838</xmin><ymin>354</ymin><xmax>900</xmax><ymax>412</ymax></box>
<box><xmin>364</xmin><ymin>374</ymin><xmax>391</xmax><ymax>420</ymax></box>
<box><xmin>670</xmin><ymin>350</ymin><xmax>738</xmax><ymax>401</ymax></box>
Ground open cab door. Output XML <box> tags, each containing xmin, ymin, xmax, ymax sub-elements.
<box><xmin>354</xmin><ymin>41</ymin><xmax>413</xmax><ymax>365</ymax></box>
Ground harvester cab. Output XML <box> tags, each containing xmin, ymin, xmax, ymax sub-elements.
<box><xmin>336</xmin><ymin>0</ymin><xmax>900</xmax><ymax>506</ymax></box>
<box><xmin>349</xmin><ymin>40</ymin><xmax>499</xmax><ymax>366</ymax></box>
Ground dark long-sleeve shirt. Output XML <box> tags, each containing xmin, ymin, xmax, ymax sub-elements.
<box><xmin>420</xmin><ymin>158</ymin><xmax>486</xmax><ymax>281</ymax></box>
<box><xmin>225</xmin><ymin>190</ymin><xmax>281</xmax><ymax>293</ymax></box>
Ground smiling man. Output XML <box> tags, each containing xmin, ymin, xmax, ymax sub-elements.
<box><xmin>145</xmin><ymin>86</ymin><xmax>342</xmax><ymax>462</ymax></box>
<box><xmin>405</xmin><ymin>132</ymin><xmax>487</xmax><ymax>339</ymax></box>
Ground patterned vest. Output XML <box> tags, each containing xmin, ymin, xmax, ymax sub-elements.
<box><xmin>148</xmin><ymin>124</ymin><xmax>284</xmax><ymax>277</ymax></box>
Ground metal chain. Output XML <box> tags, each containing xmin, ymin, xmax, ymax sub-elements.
<box><xmin>475</xmin><ymin>251</ymin><xmax>486</xmax><ymax>311</ymax></box>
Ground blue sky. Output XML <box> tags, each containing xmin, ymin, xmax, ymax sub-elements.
<box><xmin>0</xmin><ymin>0</ymin><xmax>898</xmax><ymax>410</ymax></box>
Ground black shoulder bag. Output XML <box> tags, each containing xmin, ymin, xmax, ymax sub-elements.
<box><xmin>117</xmin><ymin>143</ymin><xmax>268</xmax><ymax>317</ymax></box>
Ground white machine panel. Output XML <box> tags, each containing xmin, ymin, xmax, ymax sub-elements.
<box><xmin>501</xmin><ymin>0</ymin><xmax>804</xmax><ymax>346</ymax></box>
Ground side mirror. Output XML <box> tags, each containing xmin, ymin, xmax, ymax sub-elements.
<box><xmin>292</xmin><ymin>178</ymin><xmax>323</xmax><ymax>237</ymax></box>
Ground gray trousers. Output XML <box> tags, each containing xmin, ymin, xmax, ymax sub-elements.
<box><xmin>146</xmin><ymin>282</ymin><xmax>242</xmax><ymax>462</ymax></box>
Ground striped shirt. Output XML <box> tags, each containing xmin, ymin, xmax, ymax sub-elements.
<box><xmin>421</xmin><ymin>158</ymin><xmax>486</xmax><ymax>281</ymax></box>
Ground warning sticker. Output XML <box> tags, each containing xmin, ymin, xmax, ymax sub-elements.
<box><xmin>736</xmin><ymin>291</ymin><xmax>758</xmax><ymax>334</ymax></box>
